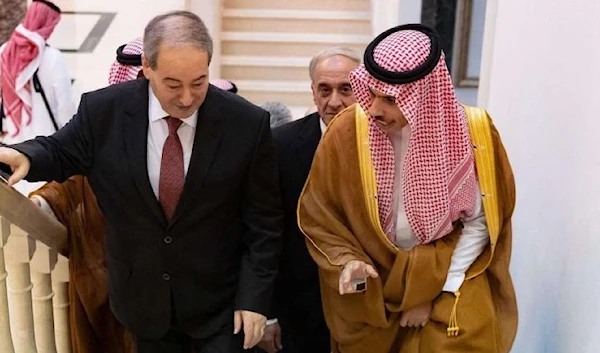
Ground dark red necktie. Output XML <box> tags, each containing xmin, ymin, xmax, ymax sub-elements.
<box><xmin>159</xmin><ymin>117</ymin><xmax>184</xmax><ymax>220</ymax></box>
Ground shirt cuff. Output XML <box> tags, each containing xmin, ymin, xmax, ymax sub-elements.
<box><xmin>442</xmin><ymin>273</ymin><xmax>466</xmax><ymax>293</ymax></box>
<box><xmin>266</xmin><ymin>318</ymin><xmax>279</xmax><ymax>325</ymax></box>
<box><xmin>31</xmin><ymin>195</ymin><xmax>57</xmax><ymax>220</ymax></box>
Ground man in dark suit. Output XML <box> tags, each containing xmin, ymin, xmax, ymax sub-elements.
<box><xmin>0</xmin><ymin>11</ymin><xmax>282</xmax><ymax>353</ymax></box>
<box><xmin>257</xmin><ymin>47</ymin><xmax>360</xmax><ymax>353</ymax></box>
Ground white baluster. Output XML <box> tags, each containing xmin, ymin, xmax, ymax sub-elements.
<box><xmin>0</xmin><ymin>218</ymin><xmax>15</xmax><ymax>353</ymax></box>
<box><xmin>52</xmin><ymin>255</ymin><xmax>70</xmax><ymax>353</ymax></box>
<box><xmin>5</xmin><ymin>225</ymin><xmax>37</xmax><ymax>353</ymax></box>
<box><xmin>30</xmin><ymin>242</ymin><xmax>58</xmax><ymax>353</ymax></box>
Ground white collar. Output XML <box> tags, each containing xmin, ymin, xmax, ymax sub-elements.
<box><xmin>148</xmin><ymin>85</ymin><xmax>198</xmax><ymax>128</ymax></box>
<box><xmin>319</xmin><ymin>117</ymin><xmax>327</xmax><ymax>135</ymax></box>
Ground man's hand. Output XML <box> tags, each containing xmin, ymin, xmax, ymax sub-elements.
<box><xmin>339</xmin><ymin>260</ymin><xmax>378</xmax><ymax>295</ymax></box>
<box><xmin>257</xmin><ymin>321</ymin><xmax>282</xmax><ymax>353</ymax></box>
<box><xmin>0</xmin><ymin>147</ymin><xmax>30</xmax><ymax>186</ymax></box>
<box><xmin>234</xmin><ymin>310</ymin><xmax>266</xmax><ymax>350</ymax></box>
<box><xmin>399</xmin><ymin>301</ymin><xmax>433</xmax><ymax>328</ymax></box>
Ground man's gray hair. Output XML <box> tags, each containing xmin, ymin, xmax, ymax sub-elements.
<box><xmin>144</xmin><ymin>11</ymin><xmax>213</xmax><ymax>69</ymax></box>
<box><xmin>308</xmin><ymin>47</ymin><xmax>361</xmax><ymax>81</ymax></box>
<box><xmin>260</xmin><ymin>101</ymin><xmax>294</xmax><ymax>129</ymax></box>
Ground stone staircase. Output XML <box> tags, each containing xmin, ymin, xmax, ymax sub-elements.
<box><xmin>220</xmin><ymin>0</ymin><xmax>372</xmax><ymax>117</ymax></box>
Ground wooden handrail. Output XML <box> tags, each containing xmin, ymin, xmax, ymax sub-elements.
<box><xmin>0</xmin><ymin>180</ymin><xmax>67</xmax><ymax>256</ymax></box>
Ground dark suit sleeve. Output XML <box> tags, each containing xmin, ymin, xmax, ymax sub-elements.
<box><xmin>9</xmin><ymin>93</ymin><xmax>94</xmax><ymax>182</ymax></box>
<box><xmin>269</xmin><ymin>130</ymin><xmax>291</xmax><ymax>319</ymax></box>
<box><xmin>235</xmin><ymin>112</ymin><xmax>283</xmax><ymax>316</ymax></box>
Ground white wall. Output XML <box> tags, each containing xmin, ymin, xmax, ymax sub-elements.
<box><xmin>186</xmin><ymin>0</ymin><xmax>222</xmax><ymax>79</ymax></box>
<box><xmin>46</xmin><ymin>0</ymin><xmax>186</xmax><ymax>102</ymax></box>
<box><xmin>455</xmin><ymin>87</ymin><xmax>477</xmax><ymax>106</ymax></box>
<box><xmin>397</xmin><ymin>0</ymin><xmax>422</xmax><ymax>25</ymax></box>
<box><xmin>479</xmin><ymin>1</ymin><xmax>600</xmax><ymax>352</ymax></box>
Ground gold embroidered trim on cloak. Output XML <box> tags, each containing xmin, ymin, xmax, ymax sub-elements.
<box><xmin>463</xmin><ymin>105</ymin><xmax>501</xmax><ymax>280</ymax></box>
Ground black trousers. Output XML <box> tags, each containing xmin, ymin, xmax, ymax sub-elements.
<box><xmin>135</xmin><ymin>327</ymin><xmax>245</xmax><ymax>353</ymax></box>
<box><xmin>136</xmin><ymin>296</ymin><xmax>244</xmax><ymax>353</ymax></box>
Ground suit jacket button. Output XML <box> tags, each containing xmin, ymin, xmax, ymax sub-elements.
<box><xmin>163</xmin><ymin>273</ymin><xmax>170</xmax><ymax>281</ymax></box>
<box><xmin>164</xmin><ymin>236</ymin><xmax>173</xmax><ymax>244</ymax></box>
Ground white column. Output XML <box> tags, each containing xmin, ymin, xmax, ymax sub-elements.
<box><xmin>371</xmin><ymin>0</ymin><xmax>422</xmax><ymax>36</ymax></box>
<box><xmin>476</xmin><ymin>0</ymin><xmax>498</xmax><ymax>107</ymax></box>
<box><xmin>186</xmin><ymin>0</ymin><xmax>222</xmax><ymax>80</ymax></box>
<box><xmin>0</xmin><ymin>219</ymin><xmax>15</xmax><ymax>353</ymax></box>
<box><xmin>371</xmin><ymin>0</ymin><xmax>399</xmax><ymax>35</ymax></box>
<box><xmin>479</xmin><ymin>1</ymin><xmax>600</xmax><ymax>352</ymax></box>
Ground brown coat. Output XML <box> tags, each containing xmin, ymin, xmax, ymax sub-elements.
<box><xmin>298</xmin><ymin>104</ymin><xmax>517</xmax><ymax>353</ymax></box>
<box><xmin>31</xmin><ymin>176</ymin><xmax>134</xmax><ymax>353</ymax></box>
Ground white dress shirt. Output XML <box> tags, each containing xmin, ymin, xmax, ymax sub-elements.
<box><xmin>390</xmin><ymin>127</ymin><xmax>489</xmax><ymax>293</ymax></box>
<box><xmin>147</xmin><ymin>87</ymin><xmax>198</xmax><ymax>198</ymax></box>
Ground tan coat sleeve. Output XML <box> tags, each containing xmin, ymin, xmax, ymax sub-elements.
<box><xmin>29</xmin><ymin>176</ymin><xmax>87</xmax><ymax>257</ymax></box>
<box><xmin>298</xmin><ymin>120</ymin><xmax>372</xmax><ymax>291</ymax></box>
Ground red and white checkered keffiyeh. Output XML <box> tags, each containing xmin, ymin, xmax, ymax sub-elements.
<box><xmin>0</xmin><ymin>0</ymin><xmax>61</xmax><ymax>137</ymax></box>
<box><xmin>108</xmin><ymin>37</ymin><xmax>143</xmax><ymax>85</ymax></box>
<box><xmin>210</xmin><ymin>79</ymin><xmax>237</xmax><ymax>93</ymax></box>
<box><xmin>349</xmin><ymin>29</ymin><xmax>477</xmax><ymax>244</ymax></box>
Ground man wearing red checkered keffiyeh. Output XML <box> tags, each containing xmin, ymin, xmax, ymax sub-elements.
<box><xmin>298</xmin><ymin>24</ymin><xmax>517</xmax><ymax>352</ymax></box>
<box><xmin>0</xmin><ymin>0</ymin><xmax>75</xmax><ymax>147</ymax></box>
<box><xmin>108</xmin><ymin>37</ymin><xmax>144</xmax><ymax>85</ymax></box>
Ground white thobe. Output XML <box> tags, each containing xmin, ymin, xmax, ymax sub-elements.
<box><xmin>389</xmin><ymin>127</ymin><xmax>489</xmax><ymax>293</ymax></box>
